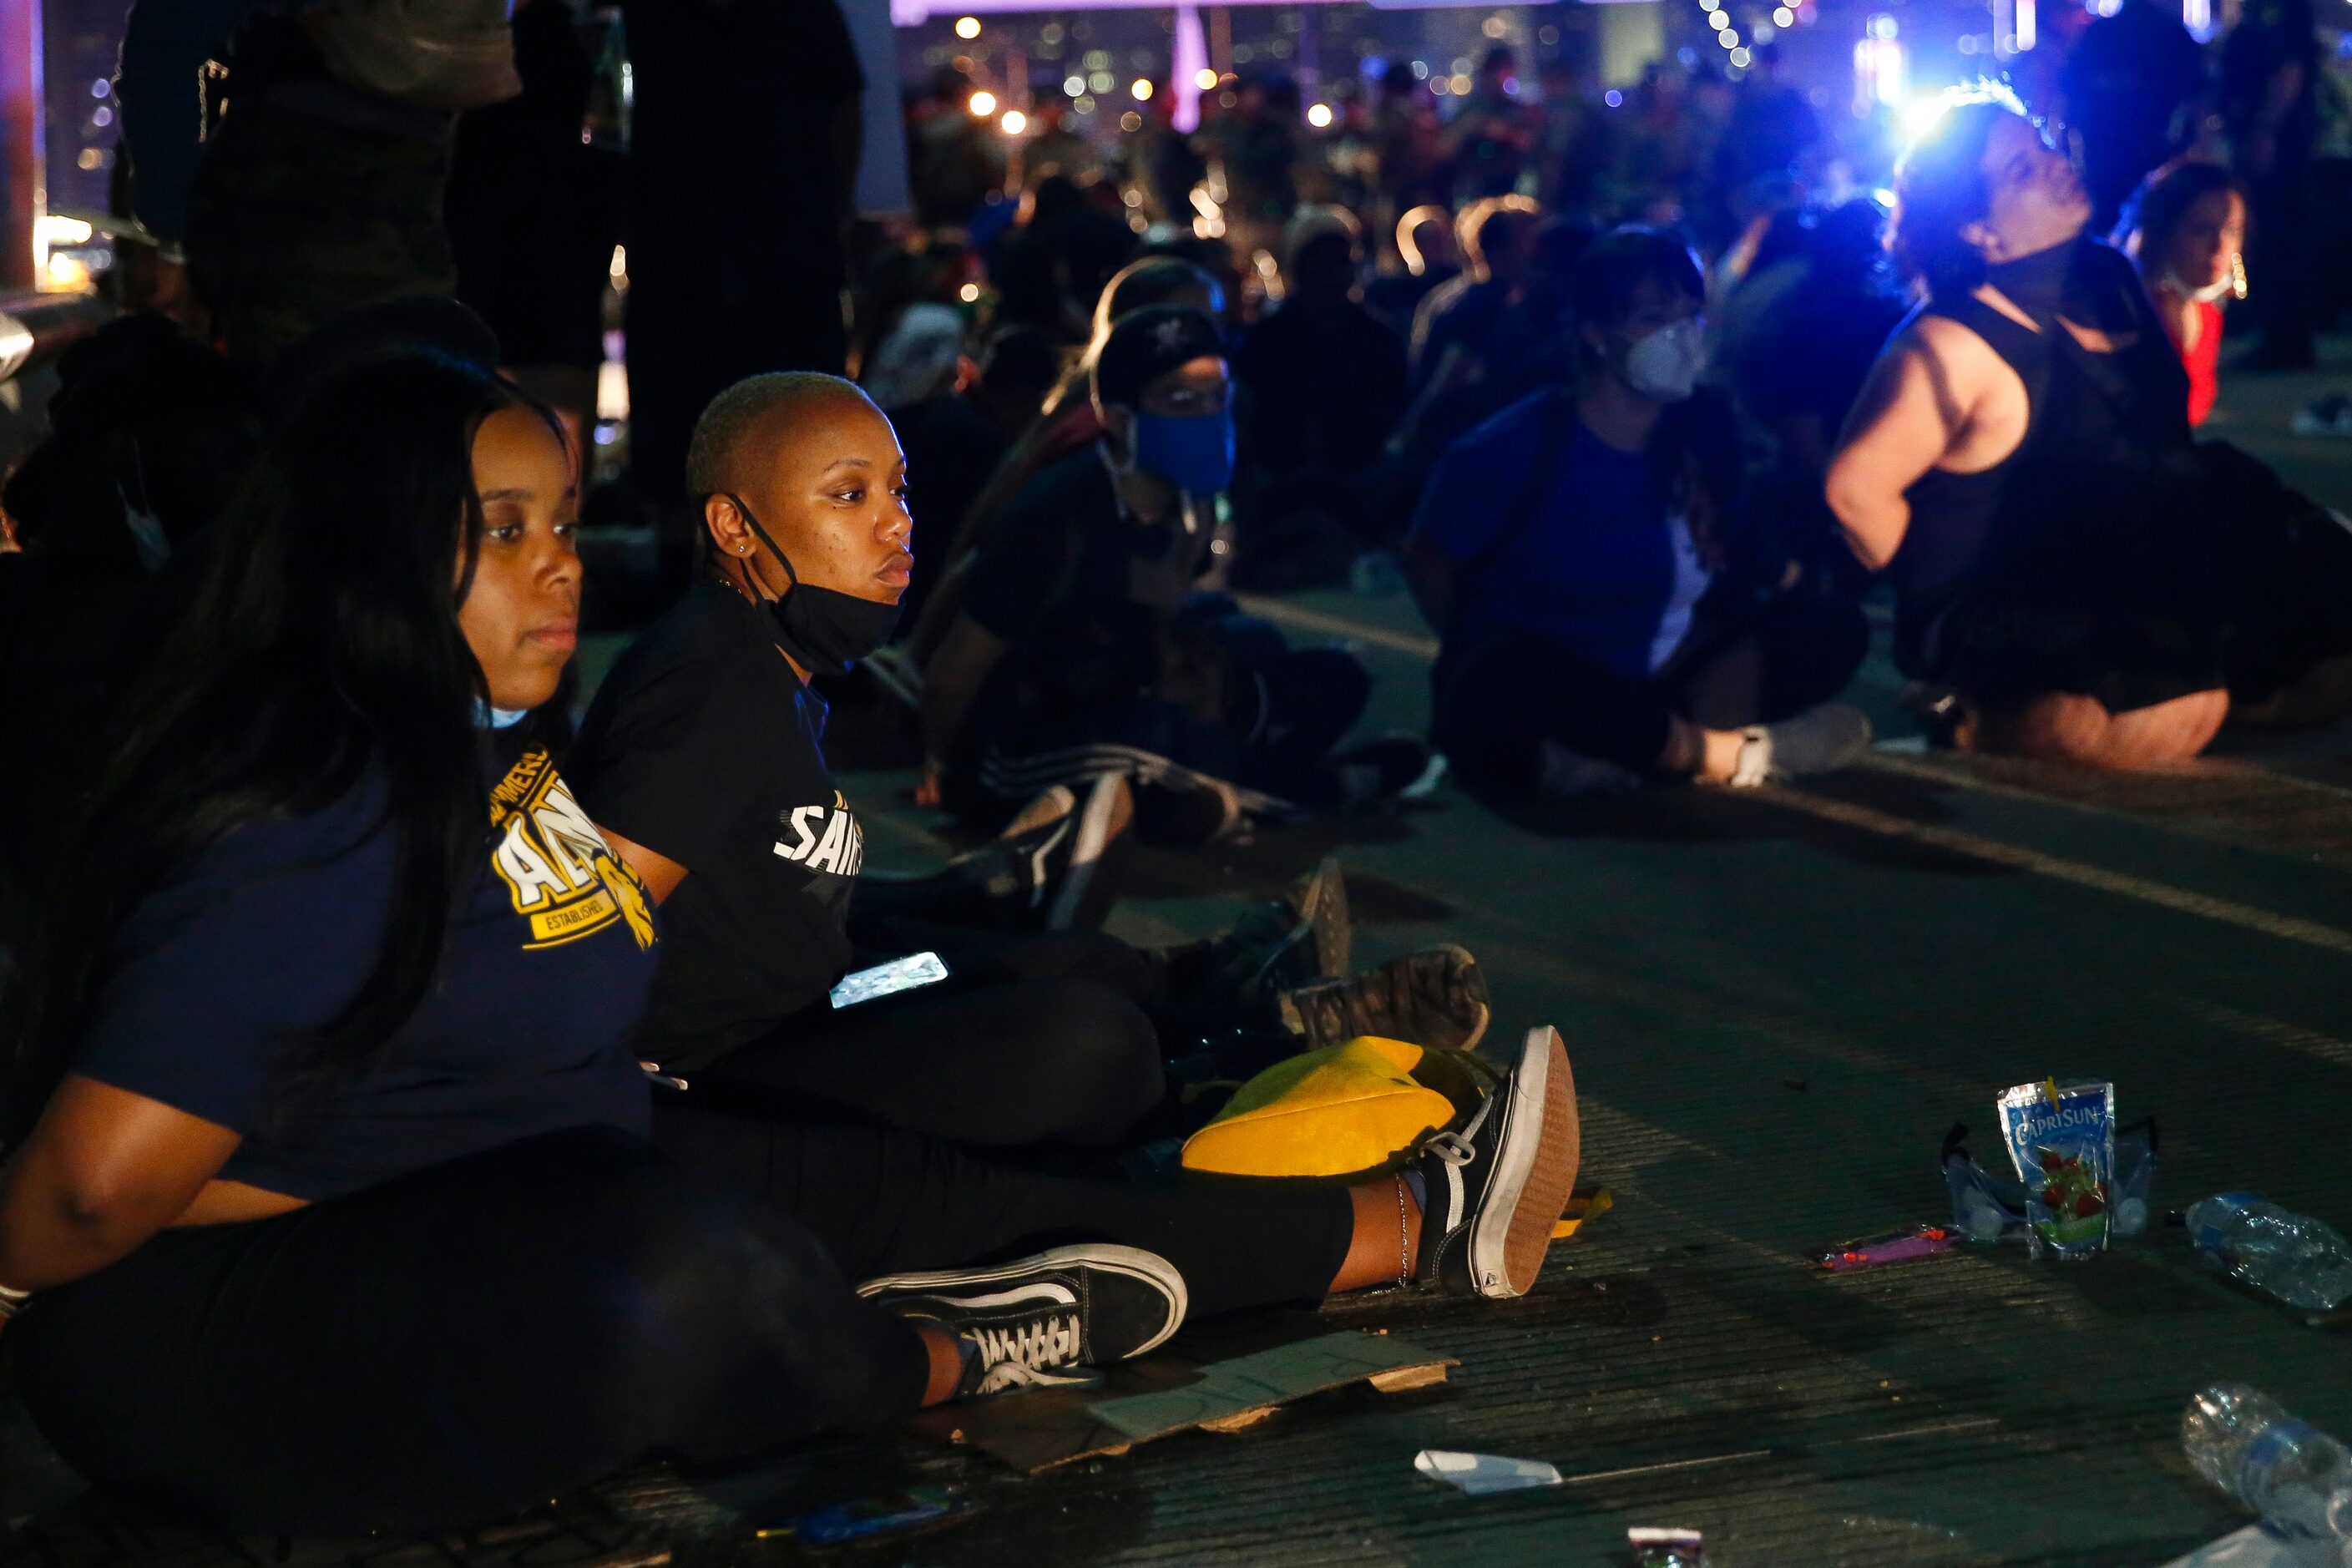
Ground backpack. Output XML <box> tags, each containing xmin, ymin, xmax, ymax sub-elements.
<box><xmin>301</xmin><ymin>0</ymin><xmax>520</xmax><ymax>110</ymax></box>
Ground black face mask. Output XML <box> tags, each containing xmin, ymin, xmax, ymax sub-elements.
<box><xmin>1986</xmin><ymin>235</ymin><xmax>2133</xmax><ymax>331</ymax></box>
<box><xmin>1985</xmin><ymin>235</ymin><xmax>2077</xmax><ymax>318</ymax></box>
<box><xmin>721</xmin><ymin>493</ymin><xmax>902</xmax><ymax>676</ymax></box>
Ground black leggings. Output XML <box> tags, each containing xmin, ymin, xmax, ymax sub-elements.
<box><xmin>11</xmin><ymin>1128</ymin><xmax>929</xmax><ymax>1535</ymax></box>
<box><xmin>14</xmin><ymin>1121</ymin><xmax>1352</xmax><ymax>1535</ymax></box>
<box><xmin>650</xmin><ymin>1098</ymin><xmax>1350</xmax><ymax>1318</ymax></box>
<box><xmin>1436</xmin><ymin>590</ymin><xmax>1869</xmax><ymax>799</ymax></box>
<box><xmin>696</xmin><ymin>923</ymin><xmax>1167</xmax><ymax>1147</ymax></box>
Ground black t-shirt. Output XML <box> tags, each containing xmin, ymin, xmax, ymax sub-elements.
<box><xmin>569</xmin><ymin>581</ymin><xmax>860</xmax><ymax>1069</ymax></box>
<box><xmin>73</xmin><ymin>733</ymin><xmax>660</xmax><ymax>1201</ymax></box>
<box><xmin>960</xmin><ymin>448</ymin><xmax>1209</xmax><ymax>643</ymax></box>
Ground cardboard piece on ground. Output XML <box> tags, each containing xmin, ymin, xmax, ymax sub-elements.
<box><xmin>908</xmin><ymin>1332</ymin><xmax>1456</xmax><ymax>1474</ymax></box>
<box><xmin>2159</xmin><ymin>1525</ymin><xmax>2303</xmax><ymax>1566</ymax></box>
<box><xmin>1552</xmin><ymin>1185</ymin><xmax>1614</xmax><ymax>1241</ymax></box>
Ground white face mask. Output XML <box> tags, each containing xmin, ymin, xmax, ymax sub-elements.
<box><xmin>2165</xmin><ymin>267</ymin><xmax>2237</xmax><ymax>305</ymax></box>
<box><xmin>1623</xmin><ymin>318</ymin><xmax>1707</xmax><ymax>402</ymax></box>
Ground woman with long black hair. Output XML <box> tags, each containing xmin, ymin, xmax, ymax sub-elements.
<box><xmin>0</xmin><ymin>355</ymin><xmax>1588</xmax><ymax>1533</ymax></box>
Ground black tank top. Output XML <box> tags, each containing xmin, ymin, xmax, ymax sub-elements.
<box><xmin>1889</xmin><ymin>243</ymin><xmax>2197</xmax><ymax>665</ymax></box>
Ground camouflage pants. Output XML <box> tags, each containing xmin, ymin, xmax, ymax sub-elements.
<box><xmin>186</xmin><ymin>104</ymin><xmax>456</xmax><ymax>369</ymax></box>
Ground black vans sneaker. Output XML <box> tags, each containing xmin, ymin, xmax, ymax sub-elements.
<box><xmin>1277</xmin><ymin>943</ymin><xmax>1490</xmax><ymax>1055</ymax></box>
<box><xmin>1414</xmin><ymin>1025</ymin><xmax>1581</xmax><ymax>1299</ymax></box>
<box><xmin>858</xmin><ymin>1244</ymin><xmax>1187</xmax><ymax>1399</ymax></box>
<box><xmin>864</xmin><ymin>773</ymin><xmax>1131</xmax><ymax>932</ymax></box>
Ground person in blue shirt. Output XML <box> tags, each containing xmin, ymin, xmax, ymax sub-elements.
<box><xmin>1405</xmin><ymin>226</ymin><xmax>1872</xmax><ymax>802</ymax></box>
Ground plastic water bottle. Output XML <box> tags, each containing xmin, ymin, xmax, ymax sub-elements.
<box><xmin>2182</xmin><ymin>1383</ymin><xmax>2352</xmax><ymax>1563</ymax></box>
<box><xmin>2183</xmin><ymin>1194</ymin><xmax>2352</xmax><ymax>1312</ymax></box>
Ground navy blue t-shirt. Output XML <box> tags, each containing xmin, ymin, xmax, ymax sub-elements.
<box><xmin>1410</xmin><ymin>390</ymin><xmax>1712</xmax><ymax>680</ymax></box>
<box><xmin>71</xmin><ymin>735</ymin><xmax>660</xmax><ymax>1201</ymax></box>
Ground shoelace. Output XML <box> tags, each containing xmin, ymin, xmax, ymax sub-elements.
<box><xmin>971</xmin><ymin>1312</ymin><xmax>1083</xmax><ymax>1374</ymax></box>
<box><xmin>974</xmin><ymin>1359</ymin><xmax>1092</xmax><ymax>1395</ymax></box>
<box><xmin>1423</xmin><ymin>1130</ymin><xmax>1476</xmax><ymax>1168</ymax></box>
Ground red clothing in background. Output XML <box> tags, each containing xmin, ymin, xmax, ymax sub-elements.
<box><xmin>2166</xmin><ymin>297</ymin><xmax>2224</xmax><ymax>427</ymax></box>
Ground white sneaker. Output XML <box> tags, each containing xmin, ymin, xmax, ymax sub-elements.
<box><xmin>1727</xmin><ymin>703</ymin><xmax>1873</xmax><ymax>788</ymax></box>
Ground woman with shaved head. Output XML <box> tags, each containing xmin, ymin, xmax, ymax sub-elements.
<box><xmin>568</xmin><ymin>371</ymin><xmax>1491</xmax><ymax>1154</ymax></box>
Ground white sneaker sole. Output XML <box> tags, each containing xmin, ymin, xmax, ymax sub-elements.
<box><xmin>1467</xmin><ymin>1025</ymin><xmax>1581</xmax><ymax>1299</ymax></box>
<box><xmin>854</xmin><ymin>1242</ymin><xmax>1189</xmax><ymax>1360</ymax></box>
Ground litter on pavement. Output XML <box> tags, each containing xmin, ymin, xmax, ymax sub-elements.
<box><xmin>1411</xmin><ymin>1449</ymin><xmax>1564</xmax><ymax>1495</ymax></box>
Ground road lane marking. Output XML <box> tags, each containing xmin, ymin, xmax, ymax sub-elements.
<box><xmin>1234</xmin><ymin>593</ymin><xmax>2352</xmax><ymax>955</ymax></box>
<box><xmin>1751</xmin><ymin>784</ymin><xmax>2352</xmax><ymax>957</ymax></box>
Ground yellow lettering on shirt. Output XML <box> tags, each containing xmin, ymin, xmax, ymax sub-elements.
<box><xmin>488</xmin><ymin>749</ymin><xmax>657</xmax><ymax>951</ymax></box>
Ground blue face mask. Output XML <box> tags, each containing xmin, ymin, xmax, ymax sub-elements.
<box><xmin>474</xmin><ymin>699</ymin><xmax>532</xmax><ymax>729</ymax></box>
<box><xmin>1130</xmin><ymin>409</ymin><xmax>1237</xmax><ymax>497</ymax></box>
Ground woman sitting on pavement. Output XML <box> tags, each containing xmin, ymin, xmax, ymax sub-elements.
<box><xmin>0</xmin><ymin>353</ymin><xmax>1585</xmax><ymax>1535</ymax></box>
<box><xmin>2114</xmin><ymin>160</ymin><xmax>2248</xmax><ymax>430</ymax></box>
<box><xmin>1827</xmin><ymin>89</ymin><xmax>2352</xmax><ymax>765</ymax></box>
<box><xmin>1407</xmin><ymin>226</ymin><xmax>1873</xmax><ymax>803</ymax></box>
<box><xmin>569</xmin><ymin>370</ymin><xmax>1490</xmax><ymax>1152</ymax></box>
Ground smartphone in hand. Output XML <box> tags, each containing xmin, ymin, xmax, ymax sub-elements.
<box><xmin>829</xmin><ymin>950</ymin><xmax>950</xmax><ymax>1009</ymax></box>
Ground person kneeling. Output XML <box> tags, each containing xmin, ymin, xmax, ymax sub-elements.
<box><xmin>1827</xmin><ymin>89</ymin><xmax>2352</xmax><ymax>767</ymax></box>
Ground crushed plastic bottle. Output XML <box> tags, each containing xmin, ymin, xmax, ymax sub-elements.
<box><xmin>2182</xmin><ymin>1383</ymin><xmax>2352</xmax><ymax>1564</ymax></box>
<box><xmin>2184</xmin><ymin>1194</ymin><xmax>2352</xmax><ymax>1312</ymax></box>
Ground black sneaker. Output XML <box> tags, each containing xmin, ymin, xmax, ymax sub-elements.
<box><xmin>858</xmin><ymin>1244</ymin><xmax>1187</xmax><ymax>1399</ymax></box>
<box><xmin>1414</xmin><ymin>1025</ymin><xmax>1581</xmax><ymax>1299</ymax></box>
<box><xmin>1219</xmin><ymin>855</ymin><xmax>1352</xmax><ymax>999</ymax></box>
<box><xmin>1277</xmin><ymin>943</ymin><xmax>1490</xmax><ymax>1054</ymax></box>
<box><xmin>863</xmin><ymin>774</ymin><xmax>1131</xmax><ymax>932</ymax></box>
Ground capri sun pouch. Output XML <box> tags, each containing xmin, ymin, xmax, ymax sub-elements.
<box><xmin>1996</xmin><ymin>1079</ymin><xmax>2117</xmax><ymax>1262</ymax></box>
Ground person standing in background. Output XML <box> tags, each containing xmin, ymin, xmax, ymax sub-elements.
<box><xmin>445</xmin><ymin>0</ymin><xmax>622</xmax><ymax>476</ymax></box>
<box><xmin>1441</xmin><ymin>47</ymin><xmax>1538</xmax><ymax>205</ymax></box>
<box><xmin>2220</xmin><ymin>0</ymin><xmax>2320</xmax><ymax>368</ymax></box>
<box><xmin>2057</xmin><ymin>0</ymin><xmax>2208</xmax><ymax>234</ymax></box>
<box><xmin>620</xmin><ymin>0</ymin><xmax>867</xmax><ymax>592</ymax></box>
<box><xmin>119</xmin><ymin>0</ymin><xmax>518</xmax><ymax>367</ymax></box>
